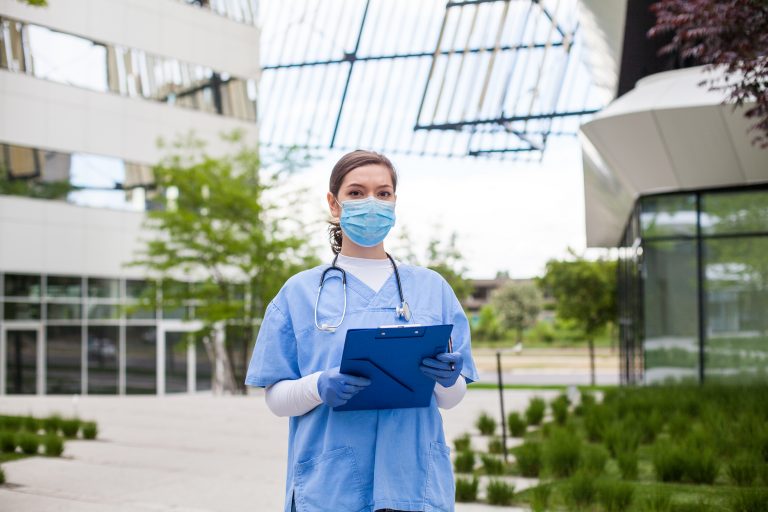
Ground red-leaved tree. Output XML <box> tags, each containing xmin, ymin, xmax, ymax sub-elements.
<box><xmin>648</xmin><ymin>0</ymin><xmax>768</xmax><ymax>148</ymax></box>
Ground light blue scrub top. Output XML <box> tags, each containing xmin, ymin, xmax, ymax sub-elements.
<box><xmin>245</xmin><ymin>263</ymin><xmax>479</xmax><ymax>512</ymax></box>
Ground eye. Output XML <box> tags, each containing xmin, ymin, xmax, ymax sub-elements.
<box><xmin>378</xmin><ymin>191</ymin><xmax>392</xmax><ymax>198</ymax></box>
<box><xmin>348</xmin><ymin>190</ymin><xmax>361</xmax><ymax>197</ymax></box>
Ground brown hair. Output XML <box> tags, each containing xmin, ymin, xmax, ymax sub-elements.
<box><xmin>328</xmin><ymin>149</ymin><xmax>398</xmax><ymax>254</ymax></box>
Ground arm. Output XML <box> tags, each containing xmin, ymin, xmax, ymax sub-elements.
<box><xmin>264</xmin><ymin>372</ymin><xmax>323</xmax><ymax>417</ymax></box>
<box><xmin>433</xmin><ymin>376</ymin><xmax>467</xmax><ymax>409</ymax></box>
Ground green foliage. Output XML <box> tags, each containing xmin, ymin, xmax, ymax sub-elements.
<box><xmin>471</xmin><ymin>305</ymin><xmax>504</xmax><ymax>341</ymax></box>
<box><xmin>550</xmin><ymin>394</ymin><xmax>569</xmax><ymax>425</ymax></box>
<box><xmin>60</xmin><ymin>419</ymin><xmax>80</xmax><ymax>438</ymax></box>
<box><xmin>653</xmin><ymin>441</ymin><xmax>687</xmax><ymax>482</ymax></box>
<box><xmin>18</xmin><ymin>432</ymin><xmax>39</xmax><ymax>455</ymax></box>
<box><xmin>1</xmin><ymin>416</ymin><xmax>21</xmax><ymax>431</ymax></box>
<box><xmin>487</xmin><ymin>437</ymin><xmax>504</xmax><ymax>455</ymax></box>
<box><xmin>513</xmin><ymin>441</ymin><xmax>542</xmax><ymax>477</ymax></box>
<box><xmin>0</xmin><ymin>432</ymin><xmax>16</xmax><ymax>453</ymax></box>
<box><xmin>0</xmin><ymin>171</ymin><xmax>72</xmax><ymax>199</ymax></box>
<box><xmin>640</xmin><ymin>487</ymin><xmax>673</xmax><ymax>512</ymax></box>
<box><xmin>455</xmin><ymin>476</ymin><xmax>478</xmax><ymax>502</ymax></box>
<box><xmin>684</xmin><ymin>447</ymin><xmax>719</xmax><ymax>485</ymax></box>
<box><xmin>454</xmin><ymin>450</ymin><xmax>475</xmax><ymax>473</ymax></box>
<box><xmin>43</xmin><ymin>435</ymin><xmax>64</xmax><ymax>456</ymax></box>
<box><xmin>23</xmin><ymin>415</ymin><xmax>40</xmax><ymax>433</ymax></box>
<box><xmin>489</xmin><ymin>280</ymin><xmax>543</xmax><ymax>342</ymax></box>
<box><xmin>597</xmin><ymin>480</ymin><xmax>634</xmax><ymax>512</ymax></box>
<box><xmin>18</xmin><ymin>0</ymin><xmax>48</xmax><ymax>6</ymax></box>
<box><xmin>475</xmin><ymin>412</ymin><xmax>496</xmax><ymax>436</ymax></box>
<box><xmin>730</xmin><ymin>488</ymin><xmax>768</xmax><ymax>512</ymax></box>
<box><xmin>506</xmin><ymin>412</ymin><xmax>527</xmax><ymax>437</ymax></box>
<box><xmin>43</xmin><ymin>415</ymin><xmax>62</xmax><ymax>435</ymax></box>
<box><xmin>580</xmin><ymin>444</ymin><xmax>608</xmax><ymax>476</ymax></box>
<box><xmin>529</xmin><ymin>484</ymin><xmax>551</xmax><ymax>512</ymax></box>
<box><xmin>564</xmin><ymin>471</ymin><xmax>597</xmax><ymax>510</ymax></box>
<box><xmin>603</xmin><ymin>422</ymin><xmax>640</xmax><ymax>458</ymax></box>
<box><xmin>481</xmin><ymin>454</ymin><xmax>505</xmax><ymax>475</ymax></box>
<box><xmin>727</xmin><ymin>454</ymin><xmax>759</xmax><ymax>486</ymax></box>
<box><xmin>525</xmin><ymin>397</ymin><xmax>546</xmax><ymax>426</ymax></box>
<box><xmin>128</xmin><ymin>133</ymin><xmax>319</xmax><ymax>392</ymax></box>
<box><xmin>544</xmin><ymin>428</ymin><xmax>582</xmax><ymax>478</ymax></box>
<box><xmin>617</xmin><ymin>450</ymin><xmax>639</xmax><ymax>480</ymax></box>
<box><xmin>0</xmin><ymin>466</ymin><xmax>4</xmax><ymax>484</ymax></box>
<box><xmin>485</xmin><ymin>479</ymin><xmax>515</xmax><ymax>506</ymax></box>
<box><xmin>82</xmin><ymin>422</ymin><xmax>98</xmax><ymax>440</ymax></box>
<box><xmin>526</xmin><ymin>319</ymin><xmax>556</xmax><ymax>344</ymax></box>
<box><xmin>453</xmin><ymin>433</ymin><xmax>471</xmax><ymax>452</ymax></box>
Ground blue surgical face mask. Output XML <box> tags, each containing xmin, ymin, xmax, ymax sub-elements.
<box><xmin>337</xmin><ymin>196</ymin><xmax>396</xmax><ymax>247</ymax></box>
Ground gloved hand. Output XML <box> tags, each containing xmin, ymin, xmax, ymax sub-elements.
<box><xmin>317</xmin><ymin>367</ymin><xmax>372</xmax><ymax>408</ymax></box>
<box><xmin>420</xmin><ymin>352</ymin><xmax>464</xmax><ymax>388</ymax></box>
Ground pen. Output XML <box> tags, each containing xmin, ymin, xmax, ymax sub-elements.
<box><xmin>448</xmin><ymin>336</ymin><xmax>455</xmax><ymax>371</ymax></box>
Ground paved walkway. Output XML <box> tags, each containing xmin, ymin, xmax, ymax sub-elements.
<box><xmin>0</xmin><ymin>389</ymin><xmax>561</xmax><ymax>511</ymax></box>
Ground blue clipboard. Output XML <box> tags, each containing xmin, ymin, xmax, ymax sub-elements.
<box><xmin>334</xmin><ymin>324</ymin><xmax>453</xmax><ymax>412</ymax></box>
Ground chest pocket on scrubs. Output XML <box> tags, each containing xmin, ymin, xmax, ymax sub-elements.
<box><xmin>294</xmin><ymin>446</ymin><xmax>367</xmax><ymax>512</ymax></box>
<box><xmin>424</xmin><ymin>441</ymin><xmax>455</xmax><ymax>511</ymax></box>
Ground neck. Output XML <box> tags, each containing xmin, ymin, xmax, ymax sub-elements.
<box><xmin>339</xmin><ymin>235</ymin><xmax>388</xmax><ymax>259</ymax></box>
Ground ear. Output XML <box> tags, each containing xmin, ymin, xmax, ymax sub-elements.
<box><xmin>327</xmin><ymin>191</ymin><xmax>340</xmax><ymax>219</ymax></box>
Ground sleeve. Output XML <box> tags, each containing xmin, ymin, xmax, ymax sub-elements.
<box><xmin>264</xmin><ymin>372</ymin><xmax>323</xmax><ymax>417</ymax></box>
<box><xmin>244</xmin><ymin>299</ymin><xmax>302</xmax><ymax>388</ymax></box>
<box><xmin>433</xmin><ymin>377</ymin><xmax>467</xmax><ymax>409</ymax></box>
<box><xmin>441</xmin><ymin>277</ymin><xmax>480</xmax><ymax>384</ymax></box>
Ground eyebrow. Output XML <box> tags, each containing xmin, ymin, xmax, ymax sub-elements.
<box><xmin>344</xmin><ymin>182</ymin><xmax>393</xmax><ymax>189</ymax></box>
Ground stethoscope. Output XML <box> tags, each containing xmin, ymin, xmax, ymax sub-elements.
<box><xmin>314</xmin><ymin>252</ymin><xmax>411</xmax><ymax>332</ymax></box>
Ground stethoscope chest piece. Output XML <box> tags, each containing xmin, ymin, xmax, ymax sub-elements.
<box><xmin>397</xmin><ymin>301</ymin><xmax>411</xmax><ymax>322</ymax></box>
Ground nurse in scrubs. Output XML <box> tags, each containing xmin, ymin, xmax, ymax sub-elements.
<box><xmin>245</xmin><ymin>149</ymin><xmax>478</xmax><ymax>512</ymax></box>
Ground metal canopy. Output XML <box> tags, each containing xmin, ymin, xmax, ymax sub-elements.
<box><xmin>259</xmin><ymin>0</ymin><xmax>604</xmax><ymax>159</ymax></box>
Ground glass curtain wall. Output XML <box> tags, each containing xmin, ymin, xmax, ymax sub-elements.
<box><xmin>618</xmin><ymin>186</ymin><xmax>768</xmax><ymax>384</ymax></box>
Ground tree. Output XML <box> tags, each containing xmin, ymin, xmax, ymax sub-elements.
<box><xmin>127</xmin><ymin>131</ymin><xmax>319</xmax><ymax>394</ymax></box>
<box><xmin>489</xmin><ymin>281</ymin><xmax>543</xmax><ymax>344</ymax></box>
<box><xmin>540</xmin><ymin>253</ymin><xmax>617</xmax><ymax>385</ymax></box>
<box><xmin>648</xmin><ymin>0</ymin><xmax>768</xmax><ymax>148</ymax></box>
<box><xmin>18</xmin><ymin>0</ymin><xmax>47</xmax><ymax>6</ymax></box>
<box><xmin>472</xmin><ymin>304</ymin><xmax>504</xmax><ymax>342</ymax></box>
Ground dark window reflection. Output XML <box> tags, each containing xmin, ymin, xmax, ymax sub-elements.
<box><xmin>46</xmin><ymin>276</ymin><xmax>81</xmax><ymax>298</ymax></box>
<box><xmin>4</xmin><ymin>302</ymin><xmax>41</xmax><ymax>320</ymax></box>
<box><xmin>6</xmin><ymin>330</ymin><xmax>37</xmax><ymax>394</ymax></box>
<box><xmin>46</xmin><ymin>302</ymin><xmax>82</xmax><ymax>320</ymax></box>
<box><xmin>126</xmin><ymin>326</ymin><xmax>156</xmax><ymax>394</ymax></box>
<box><xmin>165</xmin><ymin>332</ymin><xmax>189</xmax><ymax>393</ymax></box>
<box><xmin>640</xmin><ymin>194</ymin><xmax>697</xmax><ymax>238</ymax></box>
<box><xmin>4</xmin><ymin>273</ymin><xmax>41</xmax><ymax>297</ymax></box>
<box><xmin>88</xmin><ymin>278</ymin><xmax>120</xmax><ymax>298</ymax></box>
<box><xmin>88</xmin><ymin>326</ymin><xmax>119</xmax><ymax>394</ymax></box>
<box><xmin>46</xmin><ymin>326</ymin><xmax>81</xmax><ymax>394</ymax></box>
<box><xmin>88</xmin><ymin>304</ymin><xmax>120</xmax><ymax>320</ymax></box>
<box><xmin>196</xmin><ymin>337</ymin><xmax>213</xmax><ymax>391</ymax></box>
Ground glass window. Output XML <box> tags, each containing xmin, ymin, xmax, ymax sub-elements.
<box><xmin>642</xmin><ymin>239</ymin><xmax>700</xmax><ymax>383</ymax></box>
<box><xmin>47</xmin><ymin>302</ymin><xmax>82</xmax><ymax>320</ymax></box>
<box><xmin>640</xmin><ymin>194</ymin><xmax>697</xmax><ymax>238</ymax></box>
<box><xmin>126</xmin><ymin>326</ymin><xmax>156</xmax><ymax>394</ymax></box>
<box><xmin>3</xmin><ymin>302</ymin><xmax>41</xmax><ymax>320</ymax></box>
<box><xmin>5</xmin><ymin>329</ymin><xmax>37</xmax><ymax>394</ymax></box>
<box><xmin>87</xmin><ymin>326</ymin><xmax>119</xmax><ymax>394</ymax></box>
<box><xmin>165</xmin><ymin>331</ymin><xmax>189</xmax><ymax>393</ymax></box>
<box><xmin>701</xmin><ymin>189</ymin><xmax>768</xmax><ymax>235</ymax></box>
<box><xmin>4</xmin><ymin>273</ymin><xmax>41</xmax><ymax>297</ymax></box>
<box><xmin>196</xmin><ymin>336</ymin><xmax>213</xmax><ymax>391</ymax></box>
<box><xmin>87</xmin><ymin>278</ymin><xmax>120</xmax><ymax>298</ymax></box>
<box><xmin>46</xmin><ymin>326</ymin><xmax>81</xmax><ymax>394</ymax></box>
<box><xmin>704</xmin><ymin>237</ymin><xmax>768</xmax><ymax>383</ymax></box>
<box><xmin>88</xmin><ymin>304</ymin><xmax>120</xmax><ymax>320</ymax></box>
<box><xmin>126</xmin><ymin>279</ymin><xmax>155</xmax><ymax>300</ymax></box>
<box><xmin>46</xmin><ymin>276</ymin><xmax>82</xmax><ymax>298</ymax></box>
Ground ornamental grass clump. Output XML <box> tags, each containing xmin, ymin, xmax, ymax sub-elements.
<box><xmin>18</xmin><ymin>432</ymin><xmax>39</xmax><ymax>455</ymax></box>
<box><xmin>550</xmin><ymin>394</ymin><xmax>569</xmax><ymax>425</ymax></box>
<box><xmin>43</xmin><ymin>414</ymin><xmax>62</xmax><ymax>435</ymax></box>
<box><xmin>684</xmin><ymin>447</ymin><xmax>719</xmax><ymax>485</ymax></box>
<box><xmin>0</xmin><ymin>432</ymin><xmax>16</xmax><ymax>453</ymax></box>
<box><xmin>507</xmin><ymin>412</ymin><xmax>526</xmax><ymax>437</ymax></box>
<box><xmin>603</xmin><ymin>422</ymin><xmax>640</xmax><ymax>458</ymax></box>
<box><xmin>727</xmin><ymin>453</ymin><xmax>759</xmax><ymax>487</ymax></box>
<box><xmin>485</xmin><ymin>479</ymin><xmax>515</xmax><ymax>506</ymax></box>
<box><xmin>1</xmin><ymin>416</ymin><xmax>21</xmax><ymax>431</ymax></box>
<box><xmin>530</xmin><ymin>484</ymin><xmax>551</xmax><ymax>512</ymax></box>
<box><xmin>544</xmin><ymin>428</ymin><xmax>582</xmax><ymax>478</ymax></box>
<box><xmin>652</xmin><ymin>441</ymin><xmax>687</xmax><ymax>483</ymax></box>
<box><xmin>640</xmin><ymin>487</ymin><xmax>672</xmax><ymax>512</ymax></box>
<box><xmin>565</xmin><ymin>470</ymin><xmax>597</xmax><ymax>510</ymax></box>
<box><xmin>597</xmin><ymin>479</ymin><xmax>634</xmax><ymax>512</ymax></box>
<box><xmin>487</xmin><ymin>437</ymin><xmax>504</xmax><ymax>455</ymax></box>
<box><xmin>454</xmin><ymin>450</ymin><xmax>475</xmax><ymax>473</ymax></box>
<box><xmin>82</xmin><ymin>421</ymin><xmax>98</xmax><ymax>440</ymax></box>
<box><xmin>60</xmin><ymin>418</ymin><xmax>80</xmax><ymax>438</ymax></box>
<box><xmin>525</xmin><ymin>397</ymin><xmax>546</xmax><ymax>426</ymax></box>
<box><xmin>481</xmin><ymin>454</ymin><xmax>505</xmax><ymax>475</ymax></box>
<box><xmin>513</xmin><ymin>441</ymin><xmax>542</xmax><ymax>477</ymax></box>
<box><xmin>455</xmin><ymin>476</ymin><xmax>478</xmax><ymax>502</ymax></box>
<box><xmin>475</xmin><ymin>412</ymin><xmax>496</xmax><ymax>436</ymax></box>
<box><xmin>453</xmin><ymin>433</ymin><xmax>471</xmax><ymax>452</ymax></box>
<box><xmin>617</xmin><ymin>450</ymin><xmax>639</xmax><ymax>480</ymax></box>
<box><xmin>729</xmin><ymin>488</ymin><xmax>768</xmax><ymax>512</ymax></box>
<box><xmin>43</xmin><ymin>434</ymin><xmax>64</xmax><ymax>457</ymax></box>
<box><xmin>23</xmin><ymin>415</ymin><xmax>41</xmax><ymax>434</ymax></box>
<box><xmin>580</xmin><ymin>444</ymin><xmax>608</xmax><ymax>476</ymax></box>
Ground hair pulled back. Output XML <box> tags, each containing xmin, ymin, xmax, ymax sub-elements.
<box><xmin>328</xmin><ymin>149</ymin><xmax>398</xmax><ymax>254</ymax></box>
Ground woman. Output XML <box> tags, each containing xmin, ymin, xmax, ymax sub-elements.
<box><xmin>245</xmin><ymin>150</ymin><xmax>478</xmax><ymax>512</ymax></box>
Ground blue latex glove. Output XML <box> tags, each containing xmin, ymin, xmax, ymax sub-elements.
<box><xmin>420</xmin><ymin>352</ymin><xmax>464</xmax><ymax>388</ymax></box>
<box><xmin>317</xmin><ymin>366</ymin><xmax>372</xmax><ymax>408</ymax></box>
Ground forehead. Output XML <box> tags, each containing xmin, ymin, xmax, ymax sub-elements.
<box><xmin>341</xmin><ymin>164</ymin><xmax>394</xmax><ymax>188</ymax></box>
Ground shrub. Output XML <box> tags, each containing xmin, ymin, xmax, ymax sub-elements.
<box><xmin>18</xmin><ymin>432</ymin><xmax>39</xmax><ymax>455</ymax></box>
<box><xmin>476</xmin><ymin>412</ymin><xmax>496</xmax><ymax>436</ymax></box>
<box><xmin>454</xmin><ymin>450</ymin><xmax>475</xmax><ymax>473</ymax></box>
<box><xmin>514</xmin><ymin>441</ymin><xmax>542</xmax><ymax>477</ymax></box>
<box><xmin>81</xmin><ymin>421</ymin><xmax>98</xmax><ymax>440</ymax></box>
<box><xmin>0</xmin><ymin>466</ymin><xmax>4</xmax><ymax>484</ymax></box>
<box><xmin>565</xmin><ymin>471</ymin><xmax>597</xmax><ymax>510</ymax></box>
<box><xmin>486</xmin><ymin>479</ymin><xmax>515</xmax><ymax>506</ymax></box>
<box><xmin>580</xmin><ymin>444</ymin><xmax>608</xmax><ymax>476</ymax></box>
<box><xmin>507</xmin><ymin>412</ymin><xmax>527</xmax><ymax>437</ymax></box>
<box><xmin>2</xmin><ymin>415</ymin><xmax>21</xmax><ymax>431</ymax></box>
<box><xmin>545</xmin><ymin>429</ymin><xmax>582</xmax><ymax>478</ymax></box>
<box><xmin>603</xmin><ymin>422</ymin><xmax>639</xmax><ymax>458</ymax></box>
<box><xmin>43</xmin><ymin>414</ymin><xmax>62</xmax><ymax>435</ymax></box>
<box><xmin>653</xmin><ymin>442</ymin><xmax>687</xmax><ymax>483</ymax></box>
<box><xmin>23</xmin><ymin>415</ymin><xmax>41</xmax><ymax>433</ymax></box>
<box><xmin>728</xmin><ymin>453</ymin><xmax>758</xmax><ymax>486</ymax></box>
<box><xmin>641</xmin><ymin>487</ymin><xmax>672</xmax><ymax>512</ymax></box>
<box><xmin>684</xmin><ymin>447</ymin><xmax>719</xmax><ymax>484</ymax></box>
<box><xmin>729</xmin><ymin>488</ymin><xmax>768</xmax><ymax>512</ymax></box>
<box><xmin>455</xmin><ymin>476</ymin><xmax>478</xmax><ymax>502</ymax></box>
<box><xmin>617</xmin><ymin>450</ymin><xmax>639</xmax><ymax>480</ymax></box>
<box><xmin>667</xmin><ymin>412</ymin><xmax>688</xmax><ymax>440</ymax></box>
<box><xmin>530</xmin><ymin>484</ymin><xmax>551</xmax><ymax>512</ymax></box>
<box><xmin>481</xmin><ymin>454</ymin><xmax>505</xmax><ymax>475</ymax></box>
<box><xmin>0</xmin><ymin>432</ymin><xmax>16</xmax><ymax>453</ymax></box>
<box><xmin>526</xmin><ymin>397</ymin><xmax>546</xmax><ymax>426</ymax></box>
<box><xmin>551</xmin><ymin>395</ymin><xmax>569</xmax><ymax>425</ymax></box>
<box><xmin>60</xmin><ymin>418</ymin><xmax>80</xmax><ymax>438</ymax></box>
<box><xmin>583</xmin><ymin>407</ymin><xmax>608</xmax><ymax>442</ymax></box>
<box><xmin>43</xmin><ymin>434</ymin><xmax>64</xmax><ymax>457</ymax></box>
<box><xmin>488</xmin><ymin>437</ymin><xmax>504</xmax><ymax>455</ymax></box>
<box><xmin>597</xmin><ymin>480</ymin><xmax>634</xmax><ymax>512</ymax></box>
<box><xmin>453</xmin><ymin>433</ymin><xmax>471</xmax><ymax>452</ymax></box>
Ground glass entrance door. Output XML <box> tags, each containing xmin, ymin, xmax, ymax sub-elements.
<box><xmin>164</xmin><ymin>331</ymin><xmax>190</xmax><ymax>393</ymax></box>
<box><xmin>4</xmin><ymin>328</ymin><xmax>39</xmax><ymax>394</ymax></box>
